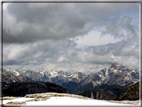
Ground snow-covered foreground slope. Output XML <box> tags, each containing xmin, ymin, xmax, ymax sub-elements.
<box><xmin>3</xmin><ymin>98</ymin><xmax>35</xmax><ymax>105</ymax></box>
<box><xmin>22</xmin><ymin>97</ymin><xmax>139</xmax><ymax>106</ymax></box>
<box><xmin>1</xmin><ymin>92</ymin><xmax>140</xmax><ymax>106</ymax></box>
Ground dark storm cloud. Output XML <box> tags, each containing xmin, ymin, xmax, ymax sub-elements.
<box><xmin>3</xmin><ymin>60</ymin><xmax>17</xmax><ymax>65</ymax></box>
<box><xmin>3</xmin><ymin>3</ymin><xmax>92</xmax><ymax>43</ymax></box>
<box><xmin>3</xmin><ymin>29</ymin><xmax>44</xmax><ymax>43</ymax></box>
<box><xmin>3</xmin><ymin>3</ymin><xmax>139</xmax><ymax>43</ymax></box>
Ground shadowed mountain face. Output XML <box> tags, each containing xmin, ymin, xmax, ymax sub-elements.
<box><xmin>2</xmin><ymin>81</ymin><xmax>70</xmax><ymax>97</ymax></box>
<box><xmin>117</xmin><ymin>81</ymin><xmax>140</xmax><ymax>101</ymax></box>
<box><xmin>77</xmin><ymin>81</ymin><xmax>140</xmax><ymax>100</ymax></box>
<box><xmin>60</xmin><ymin>81</ymin><xmax>79</xmax><ymax>94</ymax></box>
<box><xmin>51</xmin><ymin>75</ymin><xmax>69</xmax><ymax>85</ymax></box>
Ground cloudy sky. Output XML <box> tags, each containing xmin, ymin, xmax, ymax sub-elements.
<box><xmin>3</xmin><ymin>2</ymin><xmax>140</xmax><ymax>74</ymax></box>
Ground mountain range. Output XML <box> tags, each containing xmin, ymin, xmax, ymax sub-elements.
<box><xmin>2</xmin><ymin>63</ymin><xmax>140</xmax><ymax>100</ymax></box>
<box><xmin>2</xmin><ymin>68</ymin><xmax>87</xmax><ymax>85</ymax></box>
<box><xmin>61</xmin><ymin>63</ymin><xmax>140</xmax><ymax>93</ymax></box>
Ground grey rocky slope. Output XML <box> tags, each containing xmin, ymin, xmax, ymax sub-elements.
<box><xmin>77</xmin><ymin>63</ymin><xmax>139</xmax><ymax>92</ymax></box>
<box><xmin>2</xmin><ymin>71</ymin><xmax>31</xmax><ymax>83</ymax></box>
<box><xmin>68</xmin><ymin>63</ymin><xmax>139</xmax><ymax>94</ymax></box>
<box><xmin>3</xmin><ymin>68</ymin><xmax>87</xmax><ymax>85</ymax></box>
<box><xmin>21</xmin><ymin>70</ymin><xmax>51</xmax><ymax>82</ymax></box>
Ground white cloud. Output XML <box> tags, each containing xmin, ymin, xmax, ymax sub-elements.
<box><xmin>57</xmin><ymin>56</ymin><xmax>69</xmax><ymax>62</ymax></box>
<box><xmin>74</xmin><ymin>29</ymin><xmax>123</xmax><ymax>48</ymax></box>
<box><xmin>2</xmin><ymin>3</ymin><xmax>140</xmax><ymax>74</ymax></box>
<box><xmin>3</xmin><ymin>36</ymin><xmax>139</xmax><ymax>74</ymax></box>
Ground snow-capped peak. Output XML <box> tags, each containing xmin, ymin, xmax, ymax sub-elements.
<box><xmin>12</xmin><ymin>69</ymin><xmax>20</xmax><ymax>76</ymax></box>
<box><xmin>4</xmin><ymin>68</ymin><xmax>20</xmax><ymax>76</ymax></box>
<box><xmin>45</xmin><ymin>70</ymin><xmax>72</xmax><ymax>77</ymax></box>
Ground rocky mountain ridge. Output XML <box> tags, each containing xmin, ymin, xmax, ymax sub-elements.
<box><xmin>3</xmin><ymin>68</ymin><xmax>87</xmax><ymax>85</ymax></box>
<box><xmin>78</xmin><ymin>63</ymin><xmax>139</xmax><ymax>91</ymax></box>
<box><xmin>2</xmin><ymin>63</ymin><xmax>140</xmax><ymax>94</ymax></box>
<box><xmin>2</xmin><ymin>71</ymin><xmax>31</xmax><ymax>83</ymax></box>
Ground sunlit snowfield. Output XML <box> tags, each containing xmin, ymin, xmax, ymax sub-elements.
<box><xmin>1</xmin><ymin>93</ymin><xmax>140</xmax><ymax>106</ymax></box>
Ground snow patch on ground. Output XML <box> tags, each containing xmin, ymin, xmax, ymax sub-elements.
<box><xmin>1</xmin><ymin>93</ymin><xmax>140</xmax><ymax>106</ymax></box>
<box><xmin>21</xmin><ymin>97</ymin><xmax>136</xmax><ymax>106</ymax></box>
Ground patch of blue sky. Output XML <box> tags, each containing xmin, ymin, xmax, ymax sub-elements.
<box><xmin>120</xmin><ymin>7</ymin><xmax>139</xmax><ymax>25</ymax></box>
<box><xmin>108</xmin><ymin>3</ymin><xmax>139</xmax><ymax>25</ymax></box>
<box><xmin>60</xmin><ymin>48</ymin><xmax>67</xmax><ymax>51</ymax></box>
